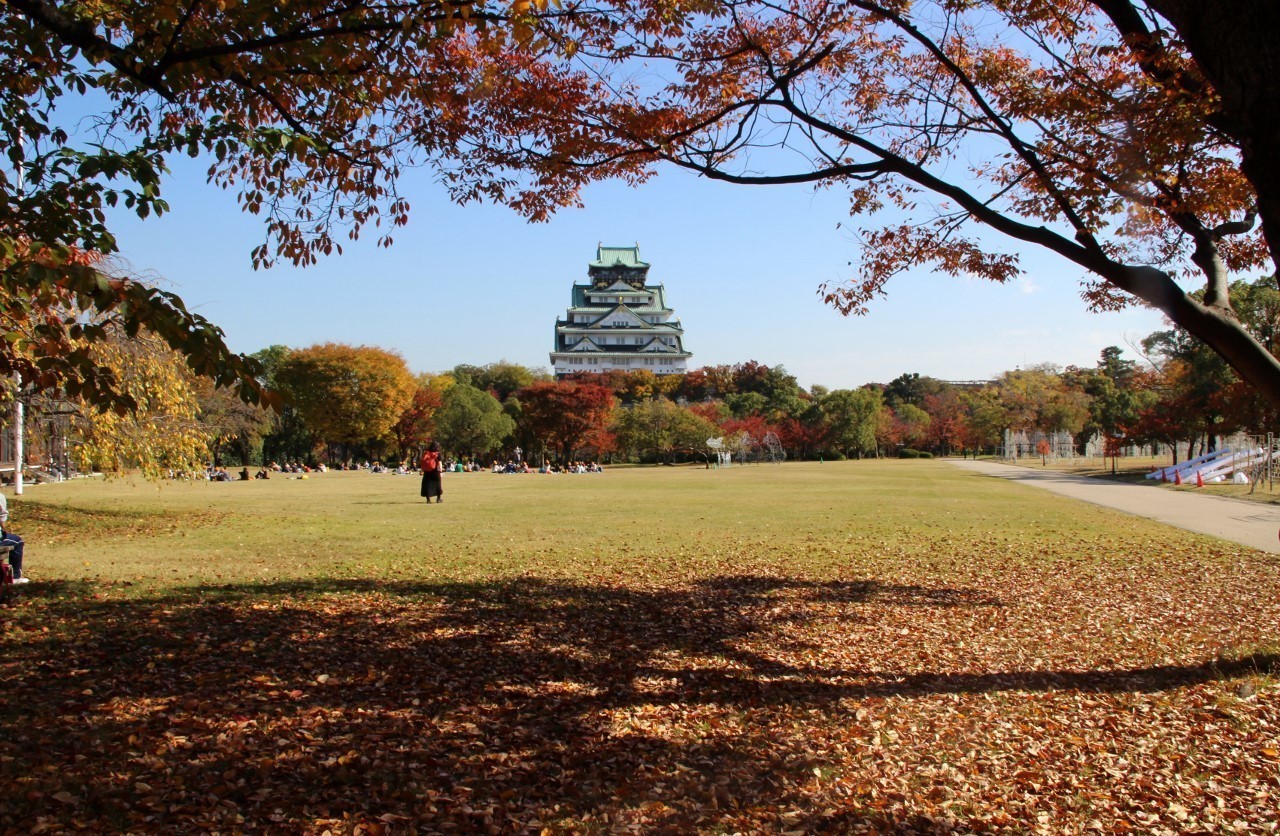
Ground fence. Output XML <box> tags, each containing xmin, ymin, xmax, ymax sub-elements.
<box><xmin>1001</xmin><ymin>430</ymin><xmax>1076</xmax><ymax>462</ymax></box>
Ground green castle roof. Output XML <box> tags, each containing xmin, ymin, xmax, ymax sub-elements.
<box><xmin>589</xmin><ymin>244</ymin><xmax>649</xmax><ymax>270</ymax></box>
<box><xmin>571</xmin><ymin>283</ymin><xmax>668</xmax><ymax>310</ymax></box>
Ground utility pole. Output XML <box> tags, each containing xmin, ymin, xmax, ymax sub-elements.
<box><xmin>11</xmin><ymin>375</ymin><xmax>22</xmax><ymax>495</ymax></box>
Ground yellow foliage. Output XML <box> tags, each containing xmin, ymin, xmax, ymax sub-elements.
<box><xmin>72</xmin><ymin>330</ymin><xmax>211</xmax><ymax>478</ymax></box>
<box><xmin>276</xmin><ymin>343</ymin><xmax>416</xmax><ymax>446</ymax></box>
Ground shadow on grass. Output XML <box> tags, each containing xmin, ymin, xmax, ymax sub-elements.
<box><xmin>13</xmin><ymin>501</ymin><xmax>230</xmax><ymax>544</ymax></box>
<box><xmin>0</xmin><ymin>576</ymin><xmax>1272</xmax><ymax>832</ymax></box>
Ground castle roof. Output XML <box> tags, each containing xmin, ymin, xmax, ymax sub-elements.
<box><xmin>589</xmin><ymin>245</ymin><xmax>649</xmax><ymax>270</ymax></box>
<box><xmin>570</xmin><ymin>283</ymin><xmax>669</xmax><ymax>311</ymax></box>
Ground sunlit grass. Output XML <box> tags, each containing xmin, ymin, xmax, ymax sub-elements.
<box><xmin>9</xmin><ymin>459</ymin><xmax>1236</xmax><ymax>591</ymax></box>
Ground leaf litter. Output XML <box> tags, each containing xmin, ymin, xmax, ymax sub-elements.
<box><xmin>1</xmin><ymin>538</ymin><xmax>1278</xmax><ymax>833</ymax></box>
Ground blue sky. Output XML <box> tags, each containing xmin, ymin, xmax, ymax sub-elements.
<box><xmin>104</xmin><ymin>155</ymin><xmax>1170</xmax><ymax>390</ymax></box>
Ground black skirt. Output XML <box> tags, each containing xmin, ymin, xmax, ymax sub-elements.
<box><xmin>421</xmin><ymin>471</ymin><xmax>442</xmax><ymax>499</ymax></box>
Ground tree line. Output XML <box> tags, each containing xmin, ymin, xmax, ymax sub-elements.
<box><xmin>17</xmin><ymin>274</ymin><xmax>1276</xmax><ymax>477</ymax></box>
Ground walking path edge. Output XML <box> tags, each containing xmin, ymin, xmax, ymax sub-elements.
<box><xmin>948</xmin><ymin>459</ymin><xmax>1280</xmax><ymax>554</ymax></box>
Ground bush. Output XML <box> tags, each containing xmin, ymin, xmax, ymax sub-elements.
<box><xmin>899</xmin><ymin>448</ymin><xmax>933</xmax><ymax>459</ymax></box>
<box><xmin>898</xmin><ymin>448</ymin><xmax>918</xmax><ymax>458</ymax></box>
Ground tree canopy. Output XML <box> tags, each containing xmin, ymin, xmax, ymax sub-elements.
<box><xmin>536</xmin><ymin>0</ymin><xmax>1280</xmax><ymax>406</ymax></box>
<box><xmin>516</xmin><ymin>380</ymin><xmax>615</xmax><ymax>461</ymax></box>
<box><xmin>8</xmin><ymin>0</ymin><xmax>1280</xmax><ymax>415</ymax></box>
<box><xmin>274</xmin><ymin>343</ymin><xmax>416</xmax><ymax>448</ymax></box>
<box><xmin>820</xmin><ymin>388</ymin><xmax>882</xmax><ymax>459</ymax></box>
<box><xmin>71</xmin><ymin>326</ymin><xmax>210</xmax><ymax>477</ymax></box>
<box><xmin>434</xmin><ymin>382</ymin><xmax>514</xmax><ymax>457</ymax></box>
<box><xmin>612</xmin><ymin>398</ymin><xmax>718</xmax><ymax>463</ymax></box>
<box><xmin>0</xmin><ymin>0</ymin><xmax>625</xmax><ymax>408</ymax></box>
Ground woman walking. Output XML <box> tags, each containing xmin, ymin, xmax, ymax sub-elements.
<box><xmin>419</xmin><ymin>441</ymin><xmax>443</xmax><ymax>504</ymax></box>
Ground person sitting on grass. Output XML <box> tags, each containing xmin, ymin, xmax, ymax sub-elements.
<box><xmin>0</xmin><ymin>492</ymin><xmax>28</xmax><ymax>584</ymax></box>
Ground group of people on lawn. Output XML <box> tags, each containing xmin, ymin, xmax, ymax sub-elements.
<box><xmin>206</xmin><ymin>462</ymin><xmax>327</xmax><ymax>481</ymax></box>
<box><xmin>492</xmin><ymin>460</ymin><xmax>603</xmax><ymax>474</ymax></box>
<box><xmin>416</xmin><ymin>443</ymin><xmax>605</xmax><ymax>504</ymax></box>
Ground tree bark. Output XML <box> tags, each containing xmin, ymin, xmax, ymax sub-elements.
<box><xmin>1141</xmin><ymin>0</ymin><xmax>1280</xmax><ymax>276</ymax></box>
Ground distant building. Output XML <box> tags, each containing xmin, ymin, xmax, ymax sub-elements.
<box><xmin>551</xmin><ymin>245</ymin><xmax>692</xmax><ymax>377</ymax></box>
<box><xmin>943</xmin><ymin>380</ymin><xmax>996</xmax><ymax>389</ymax></box>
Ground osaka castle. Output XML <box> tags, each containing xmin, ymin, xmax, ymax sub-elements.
<box><xmin>550</xmin><ymin>244</ymin><xmax>693</xmax><ymax>377</ymax></box>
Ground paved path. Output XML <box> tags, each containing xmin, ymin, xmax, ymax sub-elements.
<box><xmin>949</xmin><ymin>459</ymin><xmax>1280</xmax><ymax>554</ymax></box>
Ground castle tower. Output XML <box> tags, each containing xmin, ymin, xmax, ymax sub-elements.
<box><xmin>551</xmin><ymin>245</ymin><xmax>692</xmax><ymax>377</ymax></box>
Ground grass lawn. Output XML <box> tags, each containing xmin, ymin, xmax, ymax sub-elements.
<box><xmin>998</xmin><ymin>454</ymin><xmax>1171</xmax><ymax>479</ymax></box>
<box><xmin>1</xmin><ymin>460</ymin><xmax>1278</xmax><ymax>833</ymax></box>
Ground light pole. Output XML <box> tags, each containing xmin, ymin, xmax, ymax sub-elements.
<box><xmin>12</xmin><ymin>375</ymin><xmax>22</xmax><ymax>496</ymax></box>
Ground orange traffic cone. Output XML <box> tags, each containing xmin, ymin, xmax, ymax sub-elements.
<box><xmin>1196</xmin><ymin>471</ymin><xmax>1205</xmax><ymax>487</ymax></box>
<box><xmin>1161</xmin><ymin>470</ymin><xmax>1168</xmax><ymax>482</ymax></box>
<box><xmin>1175</xmin><ymin>471</ymin><xmax>1182</xmax><ymax>485</ymax></box>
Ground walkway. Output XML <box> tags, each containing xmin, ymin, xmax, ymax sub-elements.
<box><xmin>949</xmin><ymin>459</ymin><xmax>1280</xmax><ymax>554</ymax></box>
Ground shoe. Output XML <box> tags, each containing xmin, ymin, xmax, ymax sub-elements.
<box><xmin>13</xmin><ymin>577</ymin><xmax>29</xmax><ymax>584</ymax></box>
<box><xmin>437</xmin><ymin>498</ymin><xmax>443</xmax><ymax>503</ymax></box>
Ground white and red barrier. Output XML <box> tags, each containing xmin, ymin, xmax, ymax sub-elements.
<box><xmin>1189</xmin><ymin>447</ymin><xmax>1279</xmax><ymax>484</ymax></box>
<box><xmin>1146</xmin><ymin>447</ymin><xmax>1234</xmax><ymax>482</ymax></box>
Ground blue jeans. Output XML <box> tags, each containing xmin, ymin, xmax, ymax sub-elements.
<box><xmin>1</xmin><ymin>530</ymin><xmax>23</xmax><ymax>579</ymax></box>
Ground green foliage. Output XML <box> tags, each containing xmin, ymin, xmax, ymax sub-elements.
<box><xmin>725</xmin><ymin>391</ymin><xmax>768</xmax><ymax>420</ymax></box>
<box><xmin>1226</xmin><ymin>278</ymin><xmax>1280</xmax><ymax>356</ymax></box>
<box><xmin>434</xmin><ymin>383</ymin><xmax>515</xmax><ymax>457</ymax></box>
<box><xmin>1066</xmin><ymin>347</ymin><xmax>1155</xmax><ymax>445</ymax></box>
<box><xmin>962</xmin><ymin>387</ymin><xmax>1008</xmax><ymax>450</ymax></box>
<box><xmin>997</xmin><ymin>367</ymin><xmax>1090</xmax><ymax>435</ymax></box>
<box><xmin>450</xmin><ymin>362</ymin><xmax>542</xmax><ymax>402</ymax></box>
<box><xmin>195</xmin><ymin>377</ymin><xmax>275</xmax><ymax>466</ymax></box>
<box><xmin>611</xmin><ymin>398</ymin><xmax>718</xmax><ymax>461</ymax></box>
<box><xmin>884</xmin><ymin>373</ymin><xmax>946</xmax><ymax>409</ymax></box>
<box><xmin>820</xmin><ymin>388</ymin><xmax>882</xmax><ymax>458</ymax></box>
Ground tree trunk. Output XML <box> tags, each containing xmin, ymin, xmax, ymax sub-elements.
<box><xmin>1143</xmin><ymin>0</ymin><xmax>1280</xmax><ymax>275</ymax></box>
<box><xmin>1088</xmin><ymin>259</ymin><xmax>1280</xmax><ymax>411</ymax></box>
